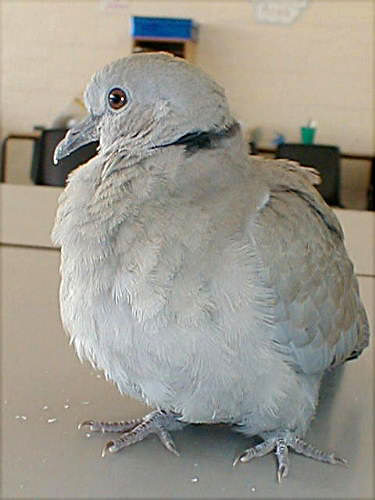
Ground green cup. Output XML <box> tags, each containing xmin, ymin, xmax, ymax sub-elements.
<box><xmin>301</xmin><ymin>126</ymin><xmax>316</xmax><ymax>144</ymax></box>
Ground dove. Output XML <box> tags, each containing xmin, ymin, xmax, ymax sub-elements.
<box><xmin>52</xmin><ymin>53</ymin><xmax>370</xmax><ymax>481</ymax></box>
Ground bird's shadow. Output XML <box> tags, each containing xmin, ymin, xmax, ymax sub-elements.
<box><xmin>175</xmin><ymin>422</ymin><xmax>259</xmax><ymax>463</ymax></box>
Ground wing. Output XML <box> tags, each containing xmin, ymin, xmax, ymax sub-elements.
<box><xmin>248</xmin><ymin>157</ymin><xmax>370</xmax><ymax>375</ymax></box>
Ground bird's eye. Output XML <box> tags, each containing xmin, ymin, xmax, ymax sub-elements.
<box><xmin>108</xmin><ymin>88</ymin><xmax>127</xmax><ymax>110</ymax></box>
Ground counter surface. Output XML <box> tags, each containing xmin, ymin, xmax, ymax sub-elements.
<box><xmin>1</xmin><ymin>245</ymin><xmax>373</xmax><ymax>499</ymax></box>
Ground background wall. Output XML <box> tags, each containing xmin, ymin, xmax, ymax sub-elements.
<box><xmin>1</xmin><ymin>0</ymin><xmax>374</xmax><ymax>206</ymax></box>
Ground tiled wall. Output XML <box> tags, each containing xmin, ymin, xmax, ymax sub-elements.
<box><xmin>1</xmin><ymin>0</ymin><xmax>374</xmax><ymax>204</ymax></box>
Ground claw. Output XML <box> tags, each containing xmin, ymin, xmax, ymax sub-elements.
<box><xmin>277</xmin><ymin>463</ymin><xmax>288</xmax><ymax>482</ymax></box>
<box><xmin>157</xmin><ymin>429</ymin><xmax>180</xmax><ymax>456</ymax></box>
<box><xmin>163</xmin><ymin>439</ymin><xmax>180</xmax><ymax>457</ymax></box>
<box><xmin>78</xmin><ymin>420</ymin><xmax>95</xmax><ymax>431</ymax></box>
<box><xmin>101</xmin><ymin>440</ymin><xmax>115</xmax><ymax>458</ymax></box>
<box><xmin>232</xmin><ymin>449</ymin><xmax>256</xmax><ymax>466</ymax></box>
<box><xmin>337</xmin><ymin>457</ymin><xmax>349</xmax><ymax>467</ymax></box>
<box><xmin>233</xmin><ymin>455</ymin><xmax>247</xmax><ymax>467</ymax></box>
<box><xmin>234</xmin><ymin>439</ymin><xmax>275</xmax><ymax>467</ymax></box>
<box><xmin>239</xmin><ymin>452</ymin><xmax>253</xmax><ymax>463</ymax></box>
<box><xmin>330</xmin><ymin>455</ymin><xmax>348</xmax><ymax>467</ymax></box>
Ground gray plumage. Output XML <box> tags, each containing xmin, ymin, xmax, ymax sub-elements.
<box><xmin>52</xmin><ymin>53</ymin><xmax>369</xmax><ymax>478</ymax></box>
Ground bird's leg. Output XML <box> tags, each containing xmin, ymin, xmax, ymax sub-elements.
<box><xmin>233</xmin><ymin>430</ymin><xmax>347</xmax><ymax>482</ymax></box>
<box><xmin>79</xmin><ymin>410</ymin><xmax>185</xmax><ymax>458</ymax></box>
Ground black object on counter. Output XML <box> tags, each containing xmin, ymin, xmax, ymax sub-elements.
<box><xmin>31</xmin><ymin>128</ymin><xmax>98</xmax><ymax>187</ymax></box>
<box><xmin>276</xmin><ymin>143</ymin><xmax>342</xmax><ymax>207</ymax></box>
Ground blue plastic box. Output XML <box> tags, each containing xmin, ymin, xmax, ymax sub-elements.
<box><xmin>131</xmin><ymin>16</ymin><xmax>198</xmax><ymax>41</ymax></box>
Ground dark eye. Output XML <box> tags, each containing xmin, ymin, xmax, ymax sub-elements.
<box><xmin>108</xmin><ymin>88</ymin><xmax>127</xmax><ymax>110</ymax></box>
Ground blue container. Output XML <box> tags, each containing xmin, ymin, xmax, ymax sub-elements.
<box><xmin>131</xmin><ymin>16</ymin><xmax>198</xmax><ymax>41</ymax></box>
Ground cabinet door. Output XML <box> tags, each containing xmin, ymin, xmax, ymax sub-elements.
<box><xmin>1</xmin><ymin>246</ymin><xmax>66</xmax><ymax>375</ymax></box>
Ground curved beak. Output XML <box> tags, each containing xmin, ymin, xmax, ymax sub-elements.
<box><xmin>53</xmin><ymin>114</ymin><xmax>99</xmax><ymax>164</ymax></box>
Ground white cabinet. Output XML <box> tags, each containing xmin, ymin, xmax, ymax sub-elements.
<box><xmin>0</xmin><ymin>184</ymin><xmax>62</xmax><ymax>248</ymax></box>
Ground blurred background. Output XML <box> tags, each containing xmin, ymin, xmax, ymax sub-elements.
<box><xmin>1</xmin><ymin>0</ymin><xmax>374</xmax><ymax>209</ymax></box>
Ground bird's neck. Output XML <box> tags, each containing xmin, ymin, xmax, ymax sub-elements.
<box><xmin>52</xmin><ymin>145</ymin><xmax>186</xmax><ymax>250</ymax></box>
<box><xmin>52</xmin><ymin>123</ymin><xmax>248</xmax><ymax>250</ymax></box>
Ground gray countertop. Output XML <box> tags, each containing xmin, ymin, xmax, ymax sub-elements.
<box><xmin>1</xmin><ymin>245</ymin><xmax>374</xmax><ymax>499</ymax></box>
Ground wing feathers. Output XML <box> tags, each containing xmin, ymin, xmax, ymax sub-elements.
<box><xmin>248</xmin><ymin>160</ymin><xmax>369</xmax><ymax>374</ymax></box>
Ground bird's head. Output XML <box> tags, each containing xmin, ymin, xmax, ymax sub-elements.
<box><xmin>54</xmin><ymin>53</ymin><xmax>234</xmax><ymax>165</ymax></box>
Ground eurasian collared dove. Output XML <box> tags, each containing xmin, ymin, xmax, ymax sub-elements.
<box><xmin>52</xmin><ymin>53</ymin><xmax>370</xmax><ymax>481</ymax></box>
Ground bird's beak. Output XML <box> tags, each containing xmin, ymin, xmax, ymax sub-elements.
<box><xmin>53</xmin><ymin>114</ymin><xmax>99</xmax><ymax>164</ymax></box>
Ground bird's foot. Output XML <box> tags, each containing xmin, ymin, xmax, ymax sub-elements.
<box><xmin>79</xmin><ymin>410</ymin><xmax>184</xmax><ymax>458</ymax></box>
<box><xmin>233</xmin><ymin>431</ymin><xmax>347</xmax><ymax>482</ymax></box>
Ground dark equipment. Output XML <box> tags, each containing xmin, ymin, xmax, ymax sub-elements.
<box><xmin>276</xmin><ymin>143</ymin><xmax>342</xmax><ymax>207</ymax></box>
<box><xmin>30</xmin><ymin>128</ymin><xmax>98</xmax><ymax>186</ymax></box>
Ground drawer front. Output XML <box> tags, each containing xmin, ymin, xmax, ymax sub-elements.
<box><xmin>0</xmin><ymin>184</ymin><xmax>62</xmax><ymax>248</ymax></box>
